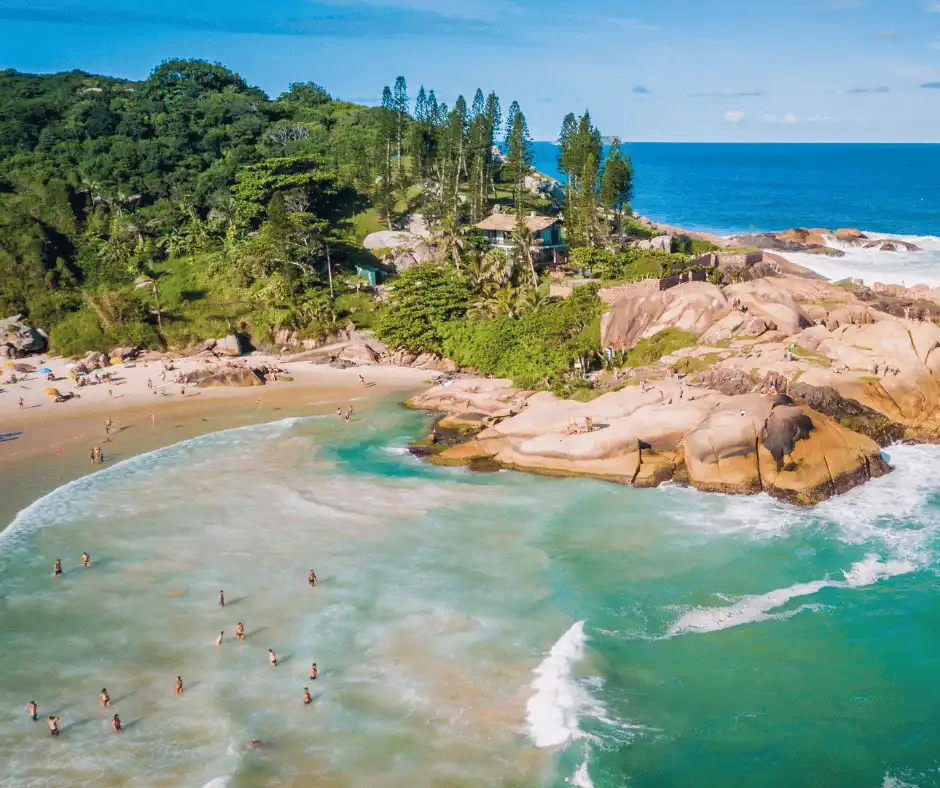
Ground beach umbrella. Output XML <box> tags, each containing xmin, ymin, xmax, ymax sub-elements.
<box><xmin>38</xmin><ymin>367</ymin><xmax>52</xmax><ymax>374</ymax></box>
<box><xmin>109</xmin><ymin>356</ymin><xmax>122</xmax><ymax>365</ymax></box>
<box><xmin>3</xmin><ymin>361</ymin><xmax>14</xmax><ymax>367</ymax></box>
<box><xmin>44</xmin><ymin>387</ymin><xmax>60</xmax><ymax>396</ymax></box>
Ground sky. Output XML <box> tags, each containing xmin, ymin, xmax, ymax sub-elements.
<box><xmin>2</xmin><ymin>0</ymin><xmax>940</xmax><ymax>142</ymax></box>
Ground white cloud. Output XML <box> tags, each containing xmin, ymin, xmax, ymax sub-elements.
<box><xmin>724</xmin><ymin>110</ymin><xmax>745</xmax><ymax>123</ymax></box>
<box><xmin>928</xmin><ymin>1</ymin><xmax>940</xmax><ymax>12</ymax></box>
<box><xmin>763</xmin><ymin>113</ymin><xmax>799</xmax><ymax>124</ymax></box>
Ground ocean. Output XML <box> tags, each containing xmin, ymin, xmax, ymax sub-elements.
<box><xmin>2</xmin><ymin>403</ymin><xmax>940</xmax><ymax>788</ymax></box>
<box><xmin>532</xmin><ymin>142</ymin><xmax>940</xmax><ymax>287</ymax></box>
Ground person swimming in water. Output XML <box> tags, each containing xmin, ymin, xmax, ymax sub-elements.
<box><xmin>81</xmin><ymin>552</ymin><xmax>91</xmax><ymax>568</ymax></box>
<box><xmin>99</xmin><ymin>689</ymin><xmax>111</xmax><ymax>708</ymax></box>
<box><xmin>309</xmin><ymin>663</ymin><xmax>318</xmax><ymax>680</ymax></box>
<box><xmin>235</xmin><ymin>622</ymin><xmax>245</xmax><ymax>641</ymax></box>
<box><xmin>53</xmin><ymin>559</ymin><xmax>63</xmax><ymax>577</ymax></box>
<box><xmin>215</xmin><ymin>631</ymin><xmax>224</xmax><ymax>646</ymax></box>
<box><xmin>174</xmin><ymin>676</ymin><xmax>184</xmax><ymax>695</ymax></box>
<box><xmin>218</xmin><ymin>589</ymin><xmax>224</xmax><ymax>607</ymax></box>
<box><xmin>48</xmin><ymin>715</ymin><xmax>60</xmax><ymax>736</ymax></box>
<box><xmin>307</xmin><ymin>569</ymin><xmax>317</xmax><ymax>587</ymax></box>
<box><xmin>336</xmin><ymin>407</ymin><xmax>342</xmax><ymax>417</ymax></box>
<box><xmin>25</xmin><ymin>701</ymin><xmax>38</xmax><ymax>721</ymax></box>
<box><xmin>267</xmin><ymin>649</ymin><xmax>277</xmax><ymax>667</ymax></box>
<box><xmin>303</xmin><ymin>687</ymin><xmax>312</xmax><ymax>705</ymax></box>
<box><xmin>112</xmin><ymin>714</ymin><xmax>122</xmax><ymax>732</ymax></box>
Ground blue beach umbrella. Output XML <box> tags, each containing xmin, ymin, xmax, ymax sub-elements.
<box><xmin>38</xmin><ymin>368</ymin><xmax>52</xmax><ymax>374</ymax></box>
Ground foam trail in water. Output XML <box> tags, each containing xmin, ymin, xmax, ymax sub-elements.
<box><xmin>526</xmin><ymin>621</ymin><xmax>594</xmax><ymax>748</ymax></box>
<box><xmin>201</xmin><ymin>779</ymin><xmax>231</xmax><ymax>788</ymax></box>
<box><xmin>669</xmin><ymin>554</ymin><xmax>916</xmax><ymax>636</ymax></box>
<box><xmin>569</xmin><ymin>758</ymin><xmax>594</xmax><ymax>787</ymax></box>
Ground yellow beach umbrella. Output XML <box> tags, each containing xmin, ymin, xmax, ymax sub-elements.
<box><xmin>45</xmin><ymin>387</ymin><xmax>60</xmax><ymax>396</ymax></box>
<box><xmin>109</xmin><ymin>356</ymin><xmax>122</xmax><ymax>365</ymax></box>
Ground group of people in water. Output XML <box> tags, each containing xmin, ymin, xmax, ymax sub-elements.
<box><xmin>33</xmin><ymin>556</ymin><xmax>324</xmax><ymax>741</ymax></box>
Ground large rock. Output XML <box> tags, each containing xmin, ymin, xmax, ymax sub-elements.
<box><xmin>835</xmin><ymin>228</ymin><xmax>866</xmax><ymax>242</ymax></box>
<box><xmin>337</xmin><ymin>342</ymin><xmax>381</xmax><ymax>365</ymax></box>
<box><xmin>635</xmin><ymin>235</ymin><xmax>673</xmax><ymax>252</ymax></box>
<box><xmin>725</xmin><ymin>278</ymin><xmax>814</xmax><ymax>336</ymax></box>
<box><xmin>195</xmin><ymin>368</ymin><xmax>265</xmax><ymax>388</ymax></box>
<box><xmin>0</xmin><ymin>315</ymin><xmax>47</xmax><ymax>358</ymax></box>
<box><xmin>601</xmin><ymin>282</ymin><xmax>730</xmax><ymax>349</ymax></box>
<box><xmin>213</xmin><ymin>334</ymin><xmax>249</xmax><ymax>357</ymax></box>
<box><xmin>363</xmin><ymin>230</ymin><xmax>425</xmax><ymax>251</ymax></box>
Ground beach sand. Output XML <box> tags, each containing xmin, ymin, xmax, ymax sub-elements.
<box><xmin>0</xmin><ymin>351</ymin><xmax>437</xmax><ymax>525</ymax></box>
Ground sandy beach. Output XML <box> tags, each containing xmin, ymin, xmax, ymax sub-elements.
<box><xmin>0</xmin><ymin>351</ymin><xmax>436</xmax><ymax>524</ymax></box>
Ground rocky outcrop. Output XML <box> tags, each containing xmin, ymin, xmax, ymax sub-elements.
<box><xmin>337</xmin><ymin>342</ymin><xmax>381</xmax><ymax>365</ymax></box>
<box><xmin>409</xmin><ymin>378</ymin><xmax>888</xmax><ymax>505</ymax></box>
<box><xmin>863</xmin><ymin>239</ymin><xmax>921</xmax><ymax>253</ymax></box>
<box><xmin>0</xmin><ymin>315</ymin><xmax>47</xmax><ymax>359</ymax></box>
<box><xmin>601</xmin><ymin>282</ymin><xmax>729</xmax><ymax>349</ymax></box>
<box><xmin>205</xmin><ymin>334</ymin><xmax>250</xmax><ymax>357</ymax></box>
<box><xmin>193</xmin><ymin>367</ymin><xmax>265</xmax><ymax>388</ymax></box>
<box><xmin>835</xmin><ymin>228</ymin><xmax>866</xmax><ymax>242</ymax></box>
<box><xmin>725</xmin><ymin>279</ymin><xmax>814</xmax><ymax>336</ymax></box>
<box><xmin>787</xmin><ymin>383</ymin><xmax>905</xmax><ymax>446</ymax></box>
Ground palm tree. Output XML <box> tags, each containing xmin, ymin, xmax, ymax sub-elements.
<box><xmin>510</xmin><ymin>217</ymin><xmax>540</xmax><ymax>288</ymax></box>
<box><xmin>134</xmin><ymin>276</ymin><xmax>163</xmax><ymax>331</ymax></box>
<box><xmin>435</xmin><ymin>216</ymin><xmax>466</xmax><ymax>271</ymax></box>
<box><xmin>480</xmin><ymin>249</ymin><xmax>514</xmax><ymax>287</ymax></box>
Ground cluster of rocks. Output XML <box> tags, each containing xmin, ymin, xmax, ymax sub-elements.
<box><xmin>0</xmin><ymin>315</ymin><xmax>47</xmax><ymax>359</ymax></box>
<box><xmin>407</xmin><ymin>377</ymin><xmax>888</xmax><ymax>506</ymax></box>
<box><xmin>730</xmin><ymin>227</ymin><xmax>921</xmax><ymax>258</ymax></box>
<box><xmin>301</xmin><ymin>341</ymin><xmax>458</xmax><ymax>373</ymax></box>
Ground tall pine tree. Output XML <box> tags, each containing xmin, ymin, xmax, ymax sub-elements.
<box><xmin>504</xmin><ymin>107</ymin><xmax>533</xmax><ymax>218</ymax></box>
<box><xmin>599</xmin><ymin>137</ymin><xmax>634</xmax><ymax>236</ymax></box>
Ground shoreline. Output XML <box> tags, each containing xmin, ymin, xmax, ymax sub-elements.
<box><xmin>0</xmin><ymin>359</ymin><xmax>435</xmax><ymax>527</ymax></box>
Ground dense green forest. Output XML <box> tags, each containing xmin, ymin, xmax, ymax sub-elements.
<box><xmin>0</xmin><ymin>58</ymin><xmax>684</xmax><ymax>389</ymax></box>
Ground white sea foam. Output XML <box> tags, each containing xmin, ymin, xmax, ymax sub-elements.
<box><xmin>526</xmin><ymin>621</ymin><xmax>595</xmax><ymax>748</ymax></box>
<box><xmin>782</xmin><ymin>230</ymin><xmax>940</xmax><ymax>288</ymax></box>
<box><xmin>201</xmin><ymin>778</ymin><xmax>231</xmax><ymax>788</ymax></box>
<box><xmin>570</xmin><ymin>758</ymin><xmax>594</xmax><ymax>787</ymax></box>
<box><xmin>668</xmin><ymin>554</ymin><xmax>917</xmax><ymax>636</ymax></box>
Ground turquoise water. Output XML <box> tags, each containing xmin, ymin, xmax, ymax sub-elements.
<box><xmin>532</xmin><ymin>142</ymin><xmax>940</xmax><ymax>287</ymax></box>
<box><xmin>2</xmin><ymin>403</ymin><xmax>940</xmax><ymax>787</ymax></box>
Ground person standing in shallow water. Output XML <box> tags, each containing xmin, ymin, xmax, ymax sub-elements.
<box><xmin>52</xmin><ymin>559</ymin><xmax>63</xmax><ymax>577</ymax></box>
<box><xmin>25</xmin><ymin>701</ymin><xmax>38</xmax><ymax>721</ymax></box>
<box><xmin>309</xmin><ymin>663</ymin><xmax>318</xmax><ymax>680</ymax></box>
<box><xmin>268</xmin><ymin>649</ymin><xmax>278</xmax><ymax>667</ymax></box>
<box><xmin>81</xmin><ymin>552</ymin><xmax>91</xmax><ymax>568</ymax></box>
<box><xmin>215</xmin><ymin>631</ymin><xmax>224</xmax><ymax>646</ymax></box>
<box><xmin>112</xmin><ymin>714</ymin><xmax>122</xmax><ymax>732</ymax></box>
<box><xmin>303</xmin><ymin>687</ymin><xmax>312</xmax><ymax>705</ymax></box>
<box><xmin>218</xmin><ymin>590</ymin><xmax>224</xmax><ymax>607</ymax></box>
<box><xmin>308</xmin><ymin>569</ymin><xmax>317</xmax><ymax>587</ymax></box>
<box><xmin>174</xmin><ymin>676</ymin><xmax>184</xmax><ymax>695</ymax></box>
<box><xmin>48</xmin><ymin>715</ymin><xmax>60</xmax><ymax>736</ymax></box>
<box><xmin>235</xmin><ymin>622</ymin><xmax>245</xmax><ymax>641</ymax></box>
<box><xmin>100</xmin><ymin>688</ymin><xmax>111</xmax><ymax>707</ymax></box>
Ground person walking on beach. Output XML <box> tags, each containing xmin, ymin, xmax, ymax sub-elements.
<box><xmin>267</xmin><ymin>649</ymin><xmax>278</xmax><ymax>667</ymax></box>
<box><xmin>235</xmin><ymin>622</ymin><xmax>245</xmax><ymax>641</ymax></box>
<box><xmin>48</xmin><ymin>715</ymin><xmax>60</xmax><ymax>736</ymax></box>
<box><xmin>174</xmin><ymin>676</ymin><xmax>184</xmax><ymax>695</ymax></box>
<box><xmin>53</xmin><ymin>559</ymin><xmax>63</xmax><ymax>577</ymax></box>
<box><xmin>81</xmin><ymin>552</ymin><xmax>91</xmax><ymax>568</ymax></box>
<box><xmin>309</xmin><ymin>663</ymin><xmax>318</xmax><ymax>680</ymax></box>
<box><xmin>17</xmin><ymin>397</ymin><xmax>24</xmax><ymax>411</ymax></box>
<box><xmin>25</xmin><ymin>701</ymin><xmax>38</xmax><ymax>721</ymax></box>
<box><xmin>303</xmin><ymin>687</ymin><xmax>312</xmax><ymax>705</ymax></box>
<box><xmin>218</xmin><ymin>590</ymin><xmax>225</xmax><ymax>607</ymax></box>
<box><xmin>307</xmin><ymin>569</ymin><xmax>317</xmax><ymax>587</ymax></box>
<box><xmin>104</xmin><ymin>417</ymin><xmax>114</xmax><ymax>435</ymax></box>
<box><xmin>99</xmin><ymin>689</ymin><xmax>111</xmax><ymax>708</ymax></box>
<box><xmin>147</xmin><ymin>378</ymin><xmax>154</xmax><ymax>394</ymax></box>
<box><xmin>215</xmin><ymin>631</ymin><xmax>224</xmax><ymax>646</ymax></box>
<box><xmin>112</xmin><ymin>714</ymin><xmax>122</xmax><ymax>732</ymax></box>
<box><xmin>358</xmin><ymin>374</ymin><xmax>365</xmax><ymax>386</ymax></box>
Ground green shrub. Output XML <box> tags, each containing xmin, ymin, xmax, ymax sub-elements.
<box><xmin>623</xmin><ymin>328</ymin><xmax>698</xmax><ymax>368</ymax></box>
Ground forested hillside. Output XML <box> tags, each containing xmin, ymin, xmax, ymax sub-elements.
<box><xmin>1</xmin><ymin>58</ymin><xmax>655</xmax><ymax>391</ymax></box>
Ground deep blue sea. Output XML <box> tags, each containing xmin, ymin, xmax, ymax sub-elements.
<box><xmin>532</xmin><ymin>141</ymin><xmax>940</xmax><ymax>287</ymax></box>
<box><xmin>532</xmin><ymin>142</ymin><xmax>940</xmax><ymax>237</ymax></box>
